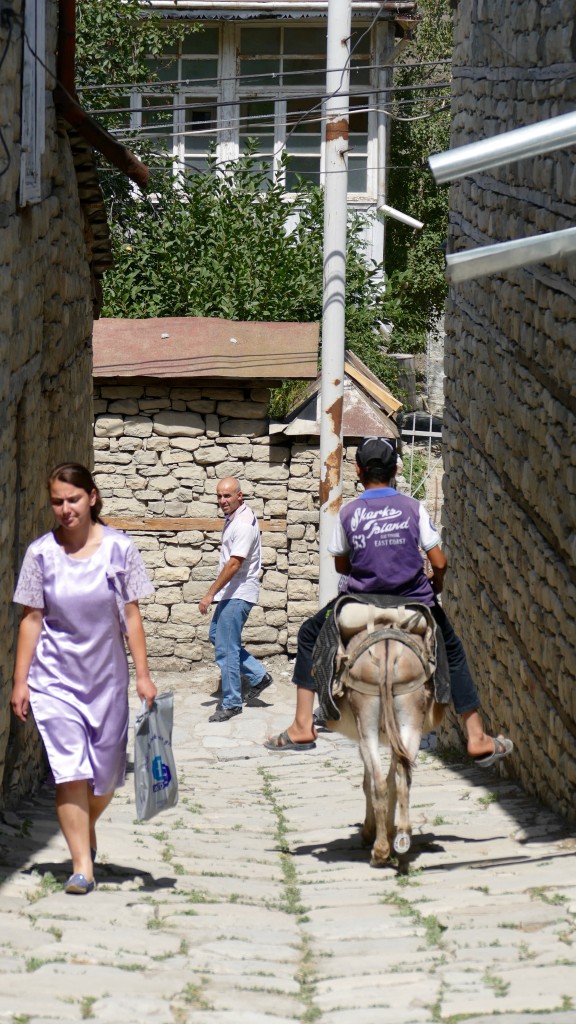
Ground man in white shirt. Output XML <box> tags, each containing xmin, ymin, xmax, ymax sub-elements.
<box><xmin>199</xmin><ymin>477</ymin><xmax>272</xmax><ymax>721</ymax></box>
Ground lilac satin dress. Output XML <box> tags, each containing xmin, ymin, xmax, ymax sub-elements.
<box><xmin>13</xmin><ymin>527</ymin><xmax>154</xmax><ymax>795</ymax></box>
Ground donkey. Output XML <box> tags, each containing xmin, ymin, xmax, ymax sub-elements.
<box><xmin>325</xmin><ymin>603</ymin><xmax>445</xmax><ymax>867</ymax></box>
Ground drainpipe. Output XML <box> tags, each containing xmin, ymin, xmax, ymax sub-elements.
<box><xmin>318</xmin><ymin>0</ymin><xmax>351</xmax><ymax>606</ymax></box>
<box><xmin>55</xmin><ymin>0</ymin><xmax>150</xmax><ymax>190</ymax></box>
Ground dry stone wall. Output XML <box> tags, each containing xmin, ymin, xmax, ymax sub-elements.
<box><xmin>93</xmin><ymin>382</ymin><xmax>385</xmax><ymax>666</ymax></box>
<box><xmin>0</xmin><ymin>0</ymin><xmax>94</xmax><ymax>804</ymax></box>
<box><xmin>442</xmin><ymin>0</ymin><xmax>576</xmax><ymax>820</ymax></box>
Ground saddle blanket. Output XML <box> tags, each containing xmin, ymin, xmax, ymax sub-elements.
<box><xmin>313</xmin><ymin>594</ymin><xmax>450</xmax><ymax>722</ymax></box>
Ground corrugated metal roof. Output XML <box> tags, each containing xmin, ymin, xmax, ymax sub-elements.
<box><xmin>92</xmin><ymin>316</ymin><xmax>319</xmax><ymax>381</ymax></box>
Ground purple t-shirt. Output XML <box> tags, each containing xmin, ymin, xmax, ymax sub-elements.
<box><xmin>328</xmin><ymin>487</ymin><xmax>440</xmax><ymax>606</ymax></box>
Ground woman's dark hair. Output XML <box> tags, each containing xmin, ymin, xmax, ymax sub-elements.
<box><xmin>47</xmin><ymin>463</ymin><xmax>103</xmax><ymax>523</ymax></box>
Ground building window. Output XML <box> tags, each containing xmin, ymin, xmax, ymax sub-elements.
<box><xmin>127</xmin><ymin>23</ymin><xmax>375</xmax><ymax>196</ymax></box>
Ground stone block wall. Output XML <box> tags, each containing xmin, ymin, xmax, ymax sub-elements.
<box><xmin>442</xmin><ymin>0</ymin><xmax>576</xmax><ymax>819</ymax></box>
<box><xmin>0</xmin><ymin>2</ymin><xmax>94</xmax><ymax>803</ymax></box>
<box><xmin>93</xmin><ymin>381</ymin><xmax>387</xmax><ymax>666</ymax></box>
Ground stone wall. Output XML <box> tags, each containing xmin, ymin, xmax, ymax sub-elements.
<box><xmin>0</xmin><ymin>0</ymin><xmax>94</xmax><ymax>804</ymax></box>
<box><xmin>93</xmin><ymin>381</ymin><xmax>399</xmax><ymax>665</ymax></box>
<box><xmin>442</xmin><ymin>0</ymin><xmax>576</xmax><ymax>820</ymax></box>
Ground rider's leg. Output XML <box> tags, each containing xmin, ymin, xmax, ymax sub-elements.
<box><xmin>266</xmin><ymin>604</ymin><xmax>332</xmax><ymax>745</ymax></box>
<box><xmin>432</xmin><ymin>604</ymin><xmax>507</xmax><ymax>758</ymax></box>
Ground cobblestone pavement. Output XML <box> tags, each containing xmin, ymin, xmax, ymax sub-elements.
<box><xmin>0</xmin><ymin>656</ymin><xmax>575</xmax><ymax>1024</ymax></box>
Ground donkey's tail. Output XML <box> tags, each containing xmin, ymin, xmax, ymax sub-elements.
<box><xmin>377</xmin><ymin>639</ymin><xmax>413</xmax><ymax>777</ymax></box>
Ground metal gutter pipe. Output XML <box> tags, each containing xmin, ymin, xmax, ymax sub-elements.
<box><xmin>429</xmin><ymin>111</ymin><xmax>576</xmax><ymax>183</ymax></box>
<box><xmin>445</xmin><ymin>227</ymin><xmax>576</xmax><ymax>282</ymax></box>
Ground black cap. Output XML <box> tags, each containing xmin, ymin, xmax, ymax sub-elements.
<box><xmin>356</xmin><ymin>436</ymin><xmax>398</xmax><ymax>472</ymax></box>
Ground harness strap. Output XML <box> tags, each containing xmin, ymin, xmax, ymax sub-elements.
<box><xmin>345</xmin><ymin>626</ymin><xmax>432</xmax><ymax>679</ymax></box>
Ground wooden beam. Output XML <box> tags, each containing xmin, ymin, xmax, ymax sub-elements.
<box><xmin>103</xmin><ymin>517</ymin><xmax>287</xmax><ymax>533</ymax></box>
<box><xmin>344</xmin><ymin>361</ymin><xmax>402</xmax><ymax>414</ymax></box>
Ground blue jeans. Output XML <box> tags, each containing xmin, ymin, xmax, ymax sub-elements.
<box><xmin>209</xmin><ymin>599</ymin><xmax>267</xmax><ymax>709</ymax></box>
<box><xmin>292</xmin><ymin>598</ymin><xmax>480</xmax><ymax>715</ymax></box>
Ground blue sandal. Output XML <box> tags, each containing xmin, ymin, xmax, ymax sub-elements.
<box><xmin>64</xmin><ymin>873</ymin><xmax>95</xmax><ymax>895</ymax></box>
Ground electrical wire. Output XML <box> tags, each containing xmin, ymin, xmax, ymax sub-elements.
<box><xmin>86</xmin><ymin>81</ymin><xmax>450</xmax><ymax>125</ymax></box>
<box><xmin>75</xmin><ymin>58</ymin><xmax>453</xmax><ymax>94</ymax></box>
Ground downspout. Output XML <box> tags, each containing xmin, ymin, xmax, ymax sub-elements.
<box><xmin>55</xmin><ymin>0</ymin><xmax>150</xmax><ymax>190</ymax></box>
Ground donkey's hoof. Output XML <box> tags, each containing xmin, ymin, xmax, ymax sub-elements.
<box><xmin>393</xmin><ymin>831</ymin><xmax>411</xmax><ymax>855</ymax></box>
<box><xmin>370</xmin><ymin>843</ymin><xmax>391</xmax><ymax>867</ymax></box>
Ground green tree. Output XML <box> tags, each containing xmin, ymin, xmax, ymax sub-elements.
<box><xmin>75</xmin><ymin>0</ymin><xmax>185</xmax><ymax>114</ymax></box>
<box><xmin>384</xmin><ymin>0</ymin><xmax>452</xmax><ymax>353</ymax></box>
<box><xmin>101</xmin><ymin>151</ymin><xmax>401</xmax><ymax>409</ymax></box>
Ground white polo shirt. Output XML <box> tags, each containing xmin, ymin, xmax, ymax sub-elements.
<box><xmin>215</xmin><ymin>503</ymin><xmax>261</xmax><ymax>603</ymax></box>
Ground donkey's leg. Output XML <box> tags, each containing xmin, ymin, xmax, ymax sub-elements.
<box><xmin>362</xmin><ymin>764</ymin><xmax>376</xmax><ymax>846</ymax></box>
<box><xmin>349</xmin><ymin>692</ymin><xmax>391</xmax><ymax>866</ymax></box>
<box><xmin>391</xmin><ymin>691</ymin><xmax>426</xmax><ymax>855</ymax></box>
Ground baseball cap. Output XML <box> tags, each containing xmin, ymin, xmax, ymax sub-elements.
<box><xmin>356</xmin><ymin>436</ymin><xmax>399</xmax><ymax>471</ymax></box>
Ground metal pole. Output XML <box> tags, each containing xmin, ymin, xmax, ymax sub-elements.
<box><xmin>318</xmin><ymin>0</ymin><xmax>351</xmax><ymax>606</ymax></box>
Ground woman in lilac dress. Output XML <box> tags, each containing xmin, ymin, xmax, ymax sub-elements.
<box><xmin>11</xmin><ymin>463</ymin><xmax>157</xmax><ymax>895</ymax></box>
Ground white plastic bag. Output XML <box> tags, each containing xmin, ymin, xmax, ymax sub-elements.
<box><xmin>134</xmin><ymin>692</ymin><xmax>178</xmax><ymax>821</ymax></box>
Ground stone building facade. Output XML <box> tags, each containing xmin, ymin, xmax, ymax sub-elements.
<box><xmin>0</xmin><ymin>2</ymin><xmax>98</xmax><ymax>802</ymax></box>
<box><xmin>442</xmin><ymin>0</ymin><xmax>576</xmax><ymax>819</ymax></box>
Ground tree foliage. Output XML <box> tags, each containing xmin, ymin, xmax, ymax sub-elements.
<box><xmin>75</xmin><ymin>0</ymin><xmax>185</xmax><ymax>110</ymax></box>
<box><xmin>384</xmin><ymin>0</ymin><xmax>453</xmax><ymax>353</ymax></box>
<box><xmin>102</xmin><ymin>151</ymin><xmax>402</xmax><ymax>407</ymax></box>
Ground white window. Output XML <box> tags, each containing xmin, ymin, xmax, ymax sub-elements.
<box><xmin>127</xmin><ymin>21</ymin><xmax>377</xmax><ymax>198</ymax></box>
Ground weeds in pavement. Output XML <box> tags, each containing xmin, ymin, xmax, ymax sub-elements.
<box><xmin>259</xmin><ymin>767</ymin><xmax>321</xmax><ymax>1022</ymax></box>
<box><xmin>182</xmin><ymin>980</ymin><xmax>211</xmax><ymax>1010</ymax></box>
<box><xmin>477</xmin><ymin>792</ymin><xmax>499</xmax><ymax>808</ymax></box>
<box><xmin>146</xmin><ymin>906</ymin><xmax>167</xmax><ymax>930</ymax></box>
<box><xmin>482</xmin><ymin>968</ymin><xmax>510</xmax><ymax>997</ymax></box>
<box><xmin>25</xmin><ymin>872</ymin><xmax>61</xmax><ymax>903</ymax></box>
<box><xmin>528</xmin><ymin>887</ymin><xmax>568</xmax><ymax>906</ymax></box>
<box><xmin>26</xmin><ymin>956</ymin><xmax>65</xmax><ymax>972</ymax></box>
<box><xmin>381</xmin><ymin>892</ymin><xmax>447</xmax><ymax>950</ymax></box>
<box><xmin>80</xmin><ymin>996</ymin><xmax>97</xmax><ymax>1019</ymax></box>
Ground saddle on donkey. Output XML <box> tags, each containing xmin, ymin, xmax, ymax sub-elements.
<box><xmin>312</xmin><ymin>594</ymin><xmax>450</xmax><ymax>723</ymax></box>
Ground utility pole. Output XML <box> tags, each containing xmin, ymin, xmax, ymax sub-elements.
<box><xmin>318</xmin><ymin>0</ymin><xmax>351</xmax><ymax>606</ymax></box>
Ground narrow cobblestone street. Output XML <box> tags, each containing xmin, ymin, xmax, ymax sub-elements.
<box><xmin>0</xmin><ymin>660</ymin><xmax>575</xmax><ymax>1024</ymax></box>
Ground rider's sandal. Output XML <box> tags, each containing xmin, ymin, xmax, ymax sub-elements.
<box><xmin>264</xmin><ymin>730</ymin><xmax>316</xmax><ymax>751</ymax></box>
<box><xmin>473</xmin><ymin>736</ymin><xmax>514</xmax><ymax>768</ymax></box>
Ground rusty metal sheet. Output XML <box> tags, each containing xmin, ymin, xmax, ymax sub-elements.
<box><xmin>270</xmin><ymin>376</ymin><xmax>399</xmax><ymax>439</ymax></box>
<box><xmin>92</xmin><ymin>317</ymin><xmax>319</xmax><ymax>380</ymax></box>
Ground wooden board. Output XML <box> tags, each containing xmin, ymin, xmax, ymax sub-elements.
<box><xmin>344</xmin><ymin>361</ymin><xmax>402</xmax><ymax>414</ymax></box>
<box><xmin>103</xmin><ymin>517</ymin><xmax>287</xmax><ymax>533</ymax></box>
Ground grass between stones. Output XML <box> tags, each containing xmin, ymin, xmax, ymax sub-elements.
<box><xmin>259</xmin><ymin>767</ymin><xmax>321</xmax><ymax>1023</ymax></box>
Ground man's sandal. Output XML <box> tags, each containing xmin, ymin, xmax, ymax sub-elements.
<box><xmin>473</xmin><ymin>736</ymin><xmax>514</xmax><ymax>768</ymax></box>
<box><xmin>264</xmin><ymin>730</ymin><xmax>316</xmax><ymax>751</ymax></box>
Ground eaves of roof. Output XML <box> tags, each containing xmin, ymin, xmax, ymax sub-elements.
<box><xmin>146</xmin><ymin>0</ymin><xmax>417</xmax><ymax>16</ymax></box>
<box><xmin>92</xmin><ymin>316</ymin><xmax>320</xmax><ymax>383</ymax></box>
